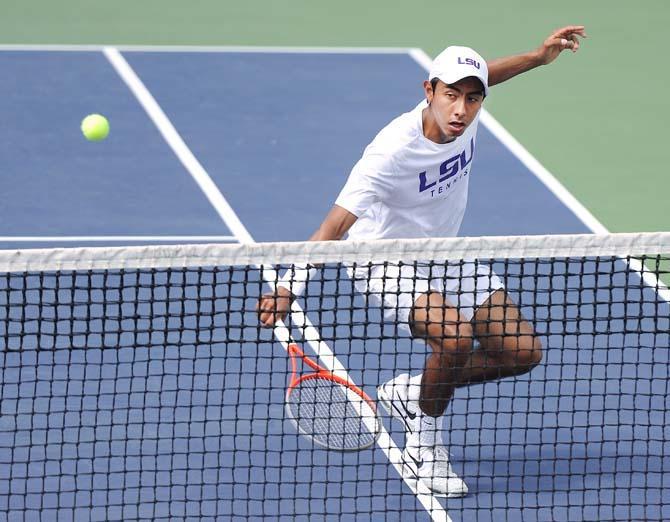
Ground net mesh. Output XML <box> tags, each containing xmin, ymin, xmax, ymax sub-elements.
<box><xmin>0</xmin><ymin>232</ymin><xmax>669</xmax><ymax>521</ymax></box>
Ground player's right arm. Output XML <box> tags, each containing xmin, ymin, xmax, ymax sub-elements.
<box><xmin>258</xmin><ymin>145</ymin><xmax>393</xmax><ymax>328</ymax></box>
<box><xmin>307</xmin><ymin>204</ymin><xmax>359</xmax><ymax>241</ymax></box>
<box><xmin>257</xmin><ymin>205</ymin><xmax>358</xmax><ymax>328</ymax></box>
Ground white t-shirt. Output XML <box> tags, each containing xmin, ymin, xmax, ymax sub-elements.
<box><xmin>335</xmin><ymin>100</ymin><xmax>480</xmax><ymax>240</ymax></box>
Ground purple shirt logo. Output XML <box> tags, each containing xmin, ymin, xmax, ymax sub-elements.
<box><xmin>418</xmin><ymin>137</ymin><xmax>475</xmax><ymax>197</ymax></box>
<box><xmin>458</xmin><ymin>57</ymin><xmax>480</xmax><ymax>69</ymax></box>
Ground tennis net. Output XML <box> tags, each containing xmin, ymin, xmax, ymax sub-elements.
<box><xmin>0</xmin><ymin>232</ymin><xmax>669</xmax><ymax>521</ymax></box>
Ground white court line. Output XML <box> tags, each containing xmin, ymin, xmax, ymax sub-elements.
<box><xmin>104</xmin><ymin>46</ymin><xmax>450</xmax><ymax>521</ymax></box>
<box><xmin>0</xmin><ymin>44</ymin><xmax>107</xmax><ymax>52</ymax></box>
<box><xmin>0</xmin><ymin>235</ymin><xmax>237</xmax><ymax>242</ymax></box>
<box><xmin>409</xmin><ymin>47</ymin><xmax>670</xmax><ymax>303</ymax></box>
<box><xmin>104</xmin><ymin>47</ymin><xmax>253</xmax><ymax>243</ymax></box>
<box><xmin>0</xmin><ymin>43</ymin><xmax>411</xmax><ymax>54</ymax></box>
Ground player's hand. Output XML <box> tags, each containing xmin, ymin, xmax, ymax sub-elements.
<box><xmin>536</xmin><ymin>26</ymin><xmax>587</xmax><ymax>65</ymax></box>
<box><xmin>257</xmin><ymin>286</ymin><xmax>294</xmax><ymax>328</ymax></box>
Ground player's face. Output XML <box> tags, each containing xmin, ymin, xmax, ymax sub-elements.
<box><xmin>424</xmin><ymin>77</ymin><xmax>484</xmax><ymax>142</ymax></box>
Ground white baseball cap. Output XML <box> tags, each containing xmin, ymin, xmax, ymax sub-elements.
<box><xmin>428</xmin><ymin>46</ymin><xmax>489</xmax><ymax>96</ymax></box>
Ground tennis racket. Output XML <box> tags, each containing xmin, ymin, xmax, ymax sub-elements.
<box><xmin>284</xmin><ymin>343</ymin><xmax>381</xmax><ymax>451</ymax></box>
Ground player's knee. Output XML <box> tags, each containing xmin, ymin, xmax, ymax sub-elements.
<box><xmin>410</xmin><ymin>317</ymin><xmax>474</xmax><ymax>354</ymax></box>
<box><xmin>508</xmin><ymin>335</ymin><xmax>543</xmax><ymax>371</ymax></box>
<box><xmin>434</xmin><ymin>323</ymin><xmax>475</xmax><ymax>356</ymax></box>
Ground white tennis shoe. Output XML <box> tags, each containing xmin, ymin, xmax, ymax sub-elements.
<box><xmin>401</xmin><ymin>442</ymin><xmax>469</xmax><ymax>498</ymax></box>
<box><xmin>377</xmin><ymin>373</ymin><xmax>421</xmax><ymax>436</ymax></box>
<box><xmin>378</xmin><ymin>373</ymin><xmax>468</xmax><ymax>498</ymax></box>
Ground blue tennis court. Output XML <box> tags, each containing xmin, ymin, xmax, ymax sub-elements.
<box><xmin>0</xmin><ymin>48</ymin><xmax>668</xmax><ymax>521</ymax></box>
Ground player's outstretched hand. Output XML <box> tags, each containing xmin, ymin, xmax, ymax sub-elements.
<box><xmin>257</xmin><ymin>286</ymin><xmax>294</xmax><ymax>328</ymax></box>
<box><xmin>536</xmin><ymin>25</ymin><xmax>587</xmax><ymax>65</ymax></box>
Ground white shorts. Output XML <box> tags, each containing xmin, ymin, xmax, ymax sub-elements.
<box><xmin>347</xmin><ymin>260</ymin><xmax>504</xmax><ymax>335</ymax></box>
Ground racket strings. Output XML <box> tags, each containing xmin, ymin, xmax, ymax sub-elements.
<box><xmin>287</xmin><ymin>377</ymin><xmax>378</xmax><ymax>450</ymax></box>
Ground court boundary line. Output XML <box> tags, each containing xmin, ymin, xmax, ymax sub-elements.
<box><xmin>0</xmin><ymin>44</ymin><xmax>413</xmax><ymax>54</ymax></box>
<box><xmin>102</xmin><ymin>45</ymin><xmax>450</xmax><ymax>521</ymax></box>
<box><xmin>104</xmin><ymin>47</ymin><xmax>252</xmax><ymax>241</ymax></box>
<box><xmin>408</xmin><ymin>47</ymin><xmax>670</xmax><ymax>302</ymax></box>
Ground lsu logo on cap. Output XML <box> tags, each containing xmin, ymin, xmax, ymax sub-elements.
<box><xmin>429</xmin><ymin>46</ymin><xmax>489</xmax><ymax>95</ymax></box>
<box><xmin>458</xmin><ymin>57</ymin><xmax>481</xmax><ymax>69</ymax></box>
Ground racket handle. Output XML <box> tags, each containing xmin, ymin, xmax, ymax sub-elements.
<box><xmin>287</xmin><ymin>343</ymin><xmax>303</xmax><ymax>358</ymax></box>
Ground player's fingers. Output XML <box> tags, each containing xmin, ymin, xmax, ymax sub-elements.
<box><xmin>258</xmin><ymin>295</ymin><xmax>279</xmax><ymax>310</ymax></box>
<box><xmin>552</xmin><ymin>25</ymin><xmax>586</xmax><ymax>38</ymax></box>
<box><xmin>258</xmin><ymin>300</ymin><xmax>289</xmax><ymax>327</ymax></box>
<box><xmin>569</xmin><ymin>34</ymin><xmax>580</xmax><ymax>52</ymax></box>
<box><xmin>257</xmin><ymin>298</ymin><xmax>274</xmax><ymax>322</ymax></box>
<box><xmin>259</xmin><ymin>311</ymin><xmax>275</xmax><ymax>328</ymax></box>
<box><xmin>555</xmin><ymin>37</ymin><xmax>575</xmax><ymax>50</ymax></box>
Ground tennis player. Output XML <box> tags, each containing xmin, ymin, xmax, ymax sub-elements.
<box><xmin>258</xmin><ymin>26</ymin><xmax>586</xmax><ymax>497</ymax></box>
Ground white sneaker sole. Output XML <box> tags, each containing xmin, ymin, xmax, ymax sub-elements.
<box><xmin>400</xmin><ymin>453</ymin><xmax>469</xmax><ymax>498</ymax></box>
<box><xmin>401</xmin><ymin>444</ymin><xmax>469</xmax><ymax>498</ymax></box>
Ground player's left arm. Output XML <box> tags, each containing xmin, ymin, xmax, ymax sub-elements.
<box><xmin>487</xmin><ymin>25</ymin><xmax>587</xmax><ymax>87</ymax></box>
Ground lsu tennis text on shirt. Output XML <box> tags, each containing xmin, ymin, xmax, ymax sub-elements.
<box><xmin>418</xmin><ymin>137</ymin><xmax>475</xmax><ymax>195</ymax></box>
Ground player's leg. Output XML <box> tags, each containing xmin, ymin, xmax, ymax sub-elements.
<box><xmin>427</xmin><ymin>260</ymin><xmax>540</xmax><ymax>386</ymax></box>
<box><xmin>361</xmin><ymin>262</ymin><xmax>438</xmax><ymax>438</ymax></box>
<box><xmin>408</xmin><ymin>291</ymin><xmax>475</xmax><ymax>416</ymax></box>
<box><xmin>458</xmin><ymin>289</ymin><xmax>542</xmax><ymax>385</ymax></box>
<box><xmin>348</xmin><ymin>261</ymin><xmax>428</xmax><ymax>441</ymax></box>
<box><xmin>359</xmin><ymin>263</ymin><xmax>469</xmax><ymax>497</ymax></box>
<box><xmin>390</xmin><ymin>290</ymin><xmax>472</xmax><ymax>497</ymax></box>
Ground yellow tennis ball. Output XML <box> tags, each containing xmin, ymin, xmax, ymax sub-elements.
<box><xmin>81</xmin><ymin>114</ymin><xmax>110</xmax><ymax>142</ymax></box>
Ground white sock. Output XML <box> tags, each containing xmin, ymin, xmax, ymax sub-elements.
<box><xmin>419</xmin><ymin>414</ymin><xmax>444</xmax><ymax>448</ymax></box>
<box><xmin>407</xmin><ymin>373</ymin><xmax>446</xmax><ymax>448</ymax></box>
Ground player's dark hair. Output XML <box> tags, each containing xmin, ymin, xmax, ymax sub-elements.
<box><xmin>430</xmin><ymin>76</ymin><xmax>486</xmax><ymax>98</ymax></box>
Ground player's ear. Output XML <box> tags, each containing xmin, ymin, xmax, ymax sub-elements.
<box><xmin>423</xmin><ymin>80</ymin><xmax>434</xmax><ymax>104</ymax></box>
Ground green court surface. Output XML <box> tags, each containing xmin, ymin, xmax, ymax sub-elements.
<box><xmin>2</xmin><ymin>0</ymin><xmax>668</xmax><ymax>232</ymax></box>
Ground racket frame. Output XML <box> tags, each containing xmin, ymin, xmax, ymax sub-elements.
<box><xmin>284</xmin><ymin>343</ymin><xmax>381</xmax><ymax>451</ymax></box>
